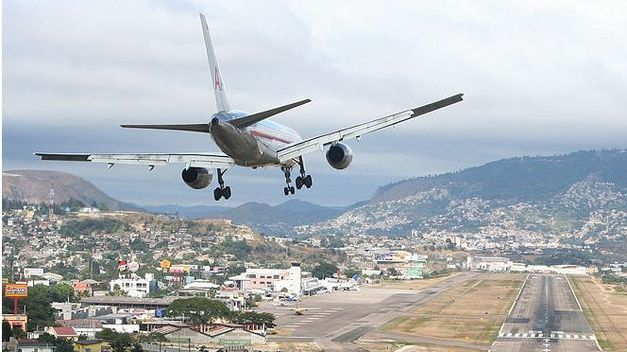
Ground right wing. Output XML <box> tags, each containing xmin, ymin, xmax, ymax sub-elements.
<box><xmin>34</xmin><ymin>152</ymin><xmax>234</xmax><ymax>169</ymax></box>
<box><xmin>277</xmin><ymin>93</ymin><xmax>463</xmax><ymax>162</ymax></box>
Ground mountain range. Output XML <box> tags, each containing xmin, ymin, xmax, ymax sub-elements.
<box><xmin>4</xmin><ymin>149</ymin><xmax>626</xmax><ymax>240</ymax></box>
<box><xmin>297</xmin><ymin>149</ymin><xmax>627</xmax><ymax>243</ymax></box>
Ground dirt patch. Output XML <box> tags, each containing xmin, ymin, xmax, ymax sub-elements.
<box><xmin>382</xmin><ymin>273</ymin><xmax>524</xmax><ymax>346</ymax></box>
<box><xmin>571</xmin><ymin>276</ymin><xmax>627</xmax><ymax>351</ymax></box>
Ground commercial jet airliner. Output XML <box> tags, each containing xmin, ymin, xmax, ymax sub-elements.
<box><xmin>36</xmin><ymin>13</ymin><xmax>464</xmax><ymax>201</ymax></box>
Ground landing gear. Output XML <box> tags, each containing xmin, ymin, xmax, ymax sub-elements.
<box><xmin>213</xmin><ymin>168</ymin><xmax>231</xmax><ymax>201</ymax></box>
<box><xmin>295</xmin><ymin>156</ymin><xmax>313</xmax><ymax>190</ymax></box>
<box><xmin>282</xmin><ymin>157</ymin><xmax>312</xmax><ymax>195</ymax></box>
<box><xmin>282</xmin><ymin>166</ymin><xmax>296</xmax><ymax>195</ymax></box>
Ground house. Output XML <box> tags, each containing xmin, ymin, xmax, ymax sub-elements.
<box><xmin>46</xmin><ymin>326</ymin><xmax>79</xmax><ymax>341</ymax></box>
<box><xmin>58</xmin><ymin>319</ymin><xmax>103</xmax><ymax>339</ymax></box>
<box><xmin>16</xmin><ymin>340</ymin><xmax>56</xmax><ymax>352</ymax></box>
<box><xmin>156</xmin><ymin>324</ymin><xmax>266</xmax><ymax>346</ymax></box>
<box><xmin>73</xmin><ymin>340</ymin><xmax>108</xmax><ymax>352</ymax></box>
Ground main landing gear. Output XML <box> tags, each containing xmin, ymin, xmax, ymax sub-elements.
<box><xmin>282</xmin><ymin>156</ymin><xmax>313</xmax><ymax>196</ymax></box>
<box><xmin>214</xmin><ymin>168</ymin><xmax>231</xmax><ymax>201</ymax></box>
<box><xmin>295</xmin><ymin>156</ymin><xmax>313</xmax><ymax>190</ymax></box>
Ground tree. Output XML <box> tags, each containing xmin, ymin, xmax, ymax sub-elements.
<box><xmin>167</xmin><ymin>297</ymin><xmax>230</xmax><ymax>325</ymax></box>
<box><xmin>130</xmin><ymin>238</ymin><xmax>149</xmax><ymax>252</ymax></box>
<box><xmin>344</xmin><ymin>268</ymin><xmax>360</xmax><ymax>279</ymax></box>
<box><xmin>2</xmin><ymin>321</ymin><xmax>12</xmax><ymax>341</ymax></box>
<box><xmin>232</xmin><ymin>311</ymin><xmax>276</xmax><ymax>328</ymax></box>
<box><xmin>26</xmin><ymin>285</ymin><xmax>56</xmax><ymax>330</ymax></box>
<box><xmin>55</xmin><ymin>338</ymin><xmax>75</xmax><ymax>352</ymax></box>
<box><xmin>312</xmin><ymin>262</ymin><xmax>338</xmax><ymax>279</ymax></box>
<box><xmin>387</xmin><ymin>267</ymin><xmax>399</xmax><ymax>277</ymax></box>
<box><xmin>48</xmin><ymin>283</ymin><xmax>76</xmax><ymax>302</ymax></box>
<box><xmin>38</xmin><ymin>333</ymin><xmax>57</xmax><ymax>344</ymax></box>
<box><xmin>12</xmin><ymin>326</ymin><xmax>26</xmax><ymax>339</ymax></box>
<box><xmin>97</xmin><ymin>329</ymin><xmax>133</xmax><ymax>352</ymax></box>
<box><xmin>131</xmin><ymin>343</ymin><xmax>144</xmax><ymax>352</ymax></box>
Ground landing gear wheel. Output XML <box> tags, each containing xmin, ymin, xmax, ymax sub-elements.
<box><xmin>295</xmin><ymin>176</ymin><xmax>304</xmax><ymax>190</ymax></box>
<box><xmin>290</xmin><ymin>186</ymin><xmax>295</xmax><ymax>194</ymax></box>
<box><xmin>283</xmin><ymin>187</ymin><xmax>289</xmax><ymax>196</ymax></box>
<box><xmin>304</xmin><ymin>175</ymin><xmax>313</xmax><ymax>188</ymax></box>
<box><xmin>214</xmin><ymin>187</ymin><xmax>223</xmax><ymax>201</ymax></box>
<box><xmin>214</xmin><ymin>168</ymin><xmax>232</xmax><ymax>201</ymax></box>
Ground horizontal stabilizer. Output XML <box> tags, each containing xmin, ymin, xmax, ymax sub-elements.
<box><xmin>120</xmin><ymin>123</ymin><xmax>210</xmax><ymax>133</ymax></box>
<box><xmin>229</xmin><ymin>99</ymin><xmax>311</xmax><ymax>129</ymax></box>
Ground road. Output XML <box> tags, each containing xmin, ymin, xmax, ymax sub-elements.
<box><xmin>490</xmin><ymin>274</ymin><xmax>600</xmax><ymax>352</ymax></box>
<box><xmin>263</xmin><ymin>272</ymin><xmax>476</xmax><ymax>351</ymax></box>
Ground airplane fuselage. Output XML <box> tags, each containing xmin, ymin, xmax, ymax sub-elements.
<box><xmin>209</xmin><ymin>110</ymin><xmax>303</xmax><ymax>167</ymax></box>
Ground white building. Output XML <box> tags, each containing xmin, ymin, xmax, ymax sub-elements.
<box><xmin>467</xmin><ymin>256</ymin><xmax>513</xmax><ymax>272</ymax></box>
<box><xmin>109</xmin><ymin>274</ymin><xmax>154</xmax><ymax>298</ymax></box>
<box><xmin>230</xmin><ymin>262</ymin><xmax>302</xmax><ymax>295</ymax></box>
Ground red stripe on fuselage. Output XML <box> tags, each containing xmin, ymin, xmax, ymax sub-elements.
<box><xmin>249</xmin><ymin>130</ymin><xmax>292</xmax><ymax>144</ymax></box>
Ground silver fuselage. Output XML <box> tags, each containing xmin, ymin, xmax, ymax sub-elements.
<box><xmin>209</xmin><ymin>110</ymin><xmax>302</xmax><ymax>167</ymax></box>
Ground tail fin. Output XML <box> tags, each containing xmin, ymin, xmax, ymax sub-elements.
<box><xmin>200</xmin><ymin>13</ymin><xmax>231</xmax><ymax>112</ymax></box>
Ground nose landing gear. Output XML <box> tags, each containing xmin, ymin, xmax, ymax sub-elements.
<box><xmin>213</xmin><ymin>168</ymin><xmax>231</xmax><ymax>201</ymax></box>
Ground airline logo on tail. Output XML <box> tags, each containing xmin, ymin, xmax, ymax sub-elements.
<box><xmin>215</xmin><ymin>67</ymin><xmax>223</xmax><ymax>91</ymax></box>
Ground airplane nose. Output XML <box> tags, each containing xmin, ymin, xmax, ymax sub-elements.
<box><xmin>211</xmin><ymin>117</ymin><xmax>220</xmax><ymax>126</ymax></box>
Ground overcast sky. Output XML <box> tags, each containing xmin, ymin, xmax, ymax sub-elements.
<box><xmin>3</xmin><ymin>1</ymin><xmax>627</xmax><ymax>206</ymax></box>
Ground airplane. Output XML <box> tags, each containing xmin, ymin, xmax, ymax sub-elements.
<box><xmin>36</xmin><ymin>13</ymin><xmax>464</xmax><ymax>202</ymax></box>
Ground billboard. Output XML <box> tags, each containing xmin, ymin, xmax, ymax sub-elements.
<box><xmin>159</xmin><ymin>259</ymin><xmax>171</xmax><ymax>269</ymax></box>
<box><xmin>4</xmin><ymin>283</ymin><xmax>28</xmax><ymax>298</ymax></box>
<box><xmin>24</xmin><ymin>268</ymin><xmax>44</xmax><ymax>278</ymax></box>
<box><xmin>169</xmin><ymin>264</ymin><xmax>192</xmax><ymax>274</ymax></box>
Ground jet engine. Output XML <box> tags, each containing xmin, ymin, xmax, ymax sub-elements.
<box><xmin>181</xmin><ymin>167</ymin><xmax>213</xmax><ymax>189</ymax></box>
<box><xmin>326</xmin><ymin>143</ymin><xmax>353</xmax><ymax>170</ymax></box>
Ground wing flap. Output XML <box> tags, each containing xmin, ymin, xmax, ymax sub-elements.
<box><xmin>35</xmin><ymin>152</ymin><xmax>234</xmax><ymax>169</ymax></box>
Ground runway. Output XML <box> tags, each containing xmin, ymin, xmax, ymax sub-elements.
<box><xmin>263</xmin><ymin>272</ymin><xmax>476</xmax><ymax>351</ymax></box>
<box><xmin>490</xmin><ymin>274</ymin><xmax>600</xmax><ymax>352</ymax></box>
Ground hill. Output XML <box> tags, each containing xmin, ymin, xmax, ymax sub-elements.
<box><xmin>298</xmin><ymin>149</ymin><xmax>627</xmax><ymax>244</ymax></box>
<box><xmin>2</xmin><ymin>169</ymin><xmax>137</xmax><ymax>211</ymax></box>
<box><xmin>143</xmin><ymin>199</ymin><xmax>344</xmax><ymax>235</ymax></box>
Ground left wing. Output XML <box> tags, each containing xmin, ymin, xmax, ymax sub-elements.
<box><xmin>277</xmin><ymin>93</ymin><xmax>463</xmax><ymax>162</ymax></box>
<box><xmin>34</xmin><ymin>152</ymin><xmax>234</xmax><ymax>169</ymax></box>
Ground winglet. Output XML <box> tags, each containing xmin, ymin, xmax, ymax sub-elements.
<box><xmin>411</xmin><ymin>93</ymin><xmax>463</xmax><ymax>117</ymax></box>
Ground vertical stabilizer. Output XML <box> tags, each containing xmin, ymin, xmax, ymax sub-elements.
<box><xmin>200</xmin><ymin>13</ymin><xmax>231</xmax><ymax>112</ymax></box>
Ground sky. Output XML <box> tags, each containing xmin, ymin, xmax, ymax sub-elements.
<box><xmin>3</xmin><ymin>1</ymin><xmax>627</xmax><ymax>206</ymax></box>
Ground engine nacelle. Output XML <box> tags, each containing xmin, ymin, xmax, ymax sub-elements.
<box><xmin>326</xmin><ymin>143</ymin><xmax>353</xmax><ymax>170</ymax></box>
<box><xmin>181</xmin><ymin>167</ymin><xmax>213</xmax><ymax>189</ymax></box>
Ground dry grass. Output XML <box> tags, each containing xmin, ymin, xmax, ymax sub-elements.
<box><xmin>571</xmin><ymin>276</ymin><xmax>627</xmax><ymax>351</ymax></box>
<box><xmin>382</xmin><ymin>273</ymin><xmax>524</xmax><ymax>346</ymax></box>
<box><xmin>376</xmin><ymin>274</ymin><xmax>458</xmax><ymax>291</ymax></box>
<box><xmin>356</xmin><ymin>341</ymin><xmax>477</xmax><ymax>352</ymax></box>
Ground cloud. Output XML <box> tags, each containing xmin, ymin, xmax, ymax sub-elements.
<box><xmin>3</xmin><ymin>0</ymin><xmax>627</xmax><ymax>205</ymax></box>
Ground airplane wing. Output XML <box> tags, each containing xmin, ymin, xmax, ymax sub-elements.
<box><xmin>34</xmin><ymin>152</ymin><xmax>234</xmax><ymax>169</ymax></box>
<box><xmin>277</xmin><ymin>93</ymin><xmax>463</xmax><ymax>162</ymax></box>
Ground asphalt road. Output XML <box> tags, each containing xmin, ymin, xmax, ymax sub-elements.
<box><xmin>490</xmin><ymin>274</ymin><xmax>600</xmax><ymax>352</ymax></box>
<box><xmin>263</xmin><ymin>272</ymin><xmax>476</xmax><ymax>351</ymax></box>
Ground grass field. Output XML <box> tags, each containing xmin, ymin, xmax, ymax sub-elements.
<box><xmin>571</xmin><ymin>276</ymin><xmax>627</xmax><ymax>351</ymax></box>
<box><xmin>375</xmin><ymin>273</ymin><xmax>457</xmax><ymax>291</ymax></box>
<box><xmin>382</xmin><ymin>273</ymin><xmax>524</xmax><ymax>346</ymax></box>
